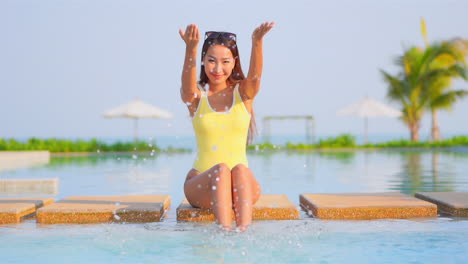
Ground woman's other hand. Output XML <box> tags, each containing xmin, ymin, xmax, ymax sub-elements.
<box><xmin>179</xmin><ymin>24</ymin><xmax>200</xmax><ymax>49</ymax></box>
<box><xmin>252</xmin><ymin>22</ymin><xmax>275</xmax><ymax>42</ymax></box>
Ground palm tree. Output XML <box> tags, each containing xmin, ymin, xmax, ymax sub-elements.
<box><xmin>381</xmin><ymin>42</ymin><xmax>467</xmax><ymax>141</ymax></box>
<box><xmin>427</xmin><ymin>39</ymin><xmax>468</xmax><ymax>141</ymax></box>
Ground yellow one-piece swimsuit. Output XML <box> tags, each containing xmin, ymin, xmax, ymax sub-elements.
<box><xmin>192</xmin><ymin>83</ymin><xmax>251</xmax><ymax>172</ymax></box>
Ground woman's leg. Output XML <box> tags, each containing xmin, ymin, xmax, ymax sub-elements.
<box><xmin>231</xmin><ymin>164</ymin><xmax>261</xmax><ymax>230</ymax></box>
<box><xmin>184</xmin><ymin>163</ymin><xmax>233</xmax><ymax>228</ymax></box>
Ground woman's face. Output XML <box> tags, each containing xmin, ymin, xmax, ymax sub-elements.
<box><xmin>203</xmin><ymin>44</ymin><xmax>235</xmax><ymax>86</ymax></box>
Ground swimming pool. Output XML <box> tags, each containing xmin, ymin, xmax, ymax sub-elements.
<box><xmin>1</xmin><ymin>149</ymin><xmax>468</xmax><ymax>263</ymax></box>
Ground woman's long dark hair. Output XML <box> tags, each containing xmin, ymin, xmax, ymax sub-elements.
<box><xmin>199</xmin><ymin>35</ymin><xmax>257</xmax><ymax>145</ymax></box>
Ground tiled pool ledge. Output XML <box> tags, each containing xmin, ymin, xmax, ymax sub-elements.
<box><xmin>177</xmin><ymin>194</ymin><xmax>300</xmax><ymax>221</ymax></box>
<box><xmin>0</xmin><ymin>198</ymin><xmax>54</xmax><ymax>224</ymax></box>
<box><xmin>300</xmin><ymin>192</ymin><xmax>438</xmax><ymax>220</ymax></box>
<box><xmin>36</xmin><ymin>195</ymin><xmax>171</xmax><ymax>224</ymax></box>
<box><xmin>415</xmin><ymin>192</ymin><xmax>468</xmax><ymax>216</ymax></box>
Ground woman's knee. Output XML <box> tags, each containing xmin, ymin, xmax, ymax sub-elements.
<box><xmin>215</xmin><ymin>163</ymin><xmax>230</xmax><ymax>174</ymax></box>
<box><xmin>231</xmin><ymin>163</ymin><xmax>248</xmax><ymax>174</ymax></box>
<box><xmin>211</xmin><ymin>163</ymin><xmax>231</xmax><ymax>184</ymax></box>
<box><xmin>231</xmin><ymin>164</ymin><xmax>250</xmax><ymax>183</ymax></box>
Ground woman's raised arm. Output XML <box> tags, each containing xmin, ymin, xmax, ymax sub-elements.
<box><xmin>241</xmin><ymin>22</ymin><xmax>275</xmax><ymax>99</ymax></box>
<box><xmin>179</xmin><ymin>24</ymin><xmax>201</xmax><ymax>105</ymax></box>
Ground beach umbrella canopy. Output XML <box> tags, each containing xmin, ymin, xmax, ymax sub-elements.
<box><xmin>103</xmin><ymin>98</ymin><xmax>173</xmax><ymax>141</ymax></box>
<box><xmin>336</xmin><ymin>96</ymin><xmax>402</xmax><ymax>143</ymax></box>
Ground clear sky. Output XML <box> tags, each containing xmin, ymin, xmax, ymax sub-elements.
<box><xmin>1</xmin><ymin>0</ymin><xmax>467</xmax><ymax>140</ymax></box>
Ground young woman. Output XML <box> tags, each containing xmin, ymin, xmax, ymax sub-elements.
<box><xmin>179</xmin><ymin>22</ymin><xmax>274</xmax><ymax>231</ymax></box>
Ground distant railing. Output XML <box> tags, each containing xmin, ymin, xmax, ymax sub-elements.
<box><xmin>262</xmin><ymin>116</ymin><xmax>315</xmax><ymax>144</ymax></box>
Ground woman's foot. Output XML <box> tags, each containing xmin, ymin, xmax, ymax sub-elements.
<box><xmin>236</xmin><ymin>225</ymin><xmax>249</xmax><ymax>232</ymax></box>
<box><xmin>220</xmin><ymin>225</ymin><xmax>232</xmax><ymax>231</ymax></box>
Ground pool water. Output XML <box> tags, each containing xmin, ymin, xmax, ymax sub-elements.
<box><xmin>1</xmin><ymin>149</ymin><xmax>468</xmax><ymax>263</ymax></box>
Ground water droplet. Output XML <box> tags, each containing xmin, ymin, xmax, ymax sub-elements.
<box><xmin>117</xmin><ymin>157</ymin><xmax>121</xmax><ymax>161</ymax></box>
<box><xmin>303</xmin><ymin>164</ymin><xmax>307</xmax><ymax>168</ymax></box>
<box><xmin>198</xmin><ymin>184</ymin><xmax>202</xmax><ymax>188</ymax></box>
<box><xmin>150</xmin><ymin>152</ymin><xmax>154</xmax><ymax>156</ymax></box>
<box><xmin>191</xmin><ymin>212</ymin><xmax>197</xmax><ymax>217</ymax></box>
<box><xmin>214</xmin><ymin>170</ymin><xmax>218</xmax><ymax>173</ymax></box>
<box><xmin>96</xmin><ymin>149</ymin><xmax>100</xmax><ymax>153</ymax></box>
<box><xmin>189</xmin><ymin>58</ymin><xmax>193</xmax><ymax>62</ymax></box>
<box><xmin>241</xmin><ymin>251</ymin><xmax>246</xmax><ymax>256</ymax></box>
<box><xmin>212</xmin><ymin>186</ymin><xmax>217</xmax><ymax>190</ymax></box>
<box><xmin>212</xmin><ymin>145</ymin><xmax>217</xmax><ymax>151</ymax></box>
<box><xmin>194</xmin><ymin>93</ymin><xmax>198</xmax><ymax>98</ymax></box>
<box><xmin>233</xmin><ymin>188</ymin><xmax>237</xmax><ymax>192</ymax></box>
<box><xmin>210</xmin><ymin>201</ymin><xmax>214</xmax><ymax>205</ymax></box>
<box><xmin>216</xmin><ymin>177</ymin><xmax>220</xmax><ymax>181</ymax></box>
<box><xmin>132</xmin><ymin>154</ymin><xmax>137</xmax><ymax>159</ymax></box>
<box><xmin>114</xmin><ymin>214</ymin><xmax>121</xmax><ymax>220</ymax></box>
<box><xmin>186</xmin><ymin>102</ymin><xmax>192</xmax><ymax>106</ymax></box>
<box><xmin>255</xmin><ymin>145</ymin><xmax>259</xmax><ymax>151</ymax></box>
<box><xmin>223</xmin><ymin>94</ymin><xmax>226</xmax><ymax>97</ymax></box>
<box><xmin>208</xmin><ymin>174</ymin><xmax>212</xmax><ymax>178</ymax></box>
<box><xmin>199</xmin><ymin>114</ymin><xmax>204</xmax><ymax>118</ymax></box>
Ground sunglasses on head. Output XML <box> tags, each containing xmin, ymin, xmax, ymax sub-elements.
<box><xmin>204</xmin><ymin>31</ymin><xmax>237</xmax><ymax>41</ymax></box>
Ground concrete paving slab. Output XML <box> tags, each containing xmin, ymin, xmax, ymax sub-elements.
<box><xmin>36</xmin><ymin>195</ymin><xmax>170</xmax><ymax>224</ymax></box>
<box><xmin>177</xmin><ymin>194</ymin><xmax>299</xmax><ymax>221</ymax></box>
<box><xmin>0</xmin><ymin>178</ymin><xmax>59</xmax><ymax>195</ymax></box>
<box><xmin>0</xmin><ymin>151</ymin><xmax>50</xmax><ymax>172</ymax></box>
<box><xmin>300</xmin><ymin>192</ymin><xmax>437</xmax><ymax>220</ymax></box>
<box><xmin>415</xmin><ymin>192</ymin><xmax>468</xmax><ymax>216</ymax></box>
<box><xmin>0</xmin><ymin>198</ymin><xmax>54</xmax><ymax>224</ymax></box>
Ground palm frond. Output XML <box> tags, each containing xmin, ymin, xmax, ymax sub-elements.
<box><xmin>430</xmin><ymin>90</ymin><xmax>468</xmax><ymax>109</ymax></box>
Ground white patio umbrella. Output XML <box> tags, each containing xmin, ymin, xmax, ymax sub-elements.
<box><xmin>336</xmin><ymin>96</ymin><xmax>402</xmax><ymax>143</ymax></box>
<box><xmin>103</xmin><ymin>98</ymin><xmax>173</xmax><ymax>142</ymax></box>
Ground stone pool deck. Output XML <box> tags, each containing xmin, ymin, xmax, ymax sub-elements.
<box><xmin>300</xmin><ymin>192</ymin><xmax>437</xmax><ymax>220</ymax></box>
<box><xmin>36</xmin><ymin>195</ymin><xmax>171</xmax><ymax>224</ymax></box>
<box><xmin>177</xmin><ymin>194</ymin><xmax>300</xmax><ymax>221</ymax></box>
<box><xmin>0</xmin><ymin>198</ymin><xmax>54</xmax><ymax>224</ymax></box>
<box><xmin>415</xmin><ymin>192</ymin><xmax>468</xmax><ymax>216</ymax></box>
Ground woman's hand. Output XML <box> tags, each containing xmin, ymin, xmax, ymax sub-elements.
<box><xmin>179</xmin><ymin>24</ymin><xmax>200</xmax><ymax>49</ymax></box>
<box><xmin>252</xmin><ymin>22</ymin><xmax>275</xmax><ymax>42</ymax></box>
